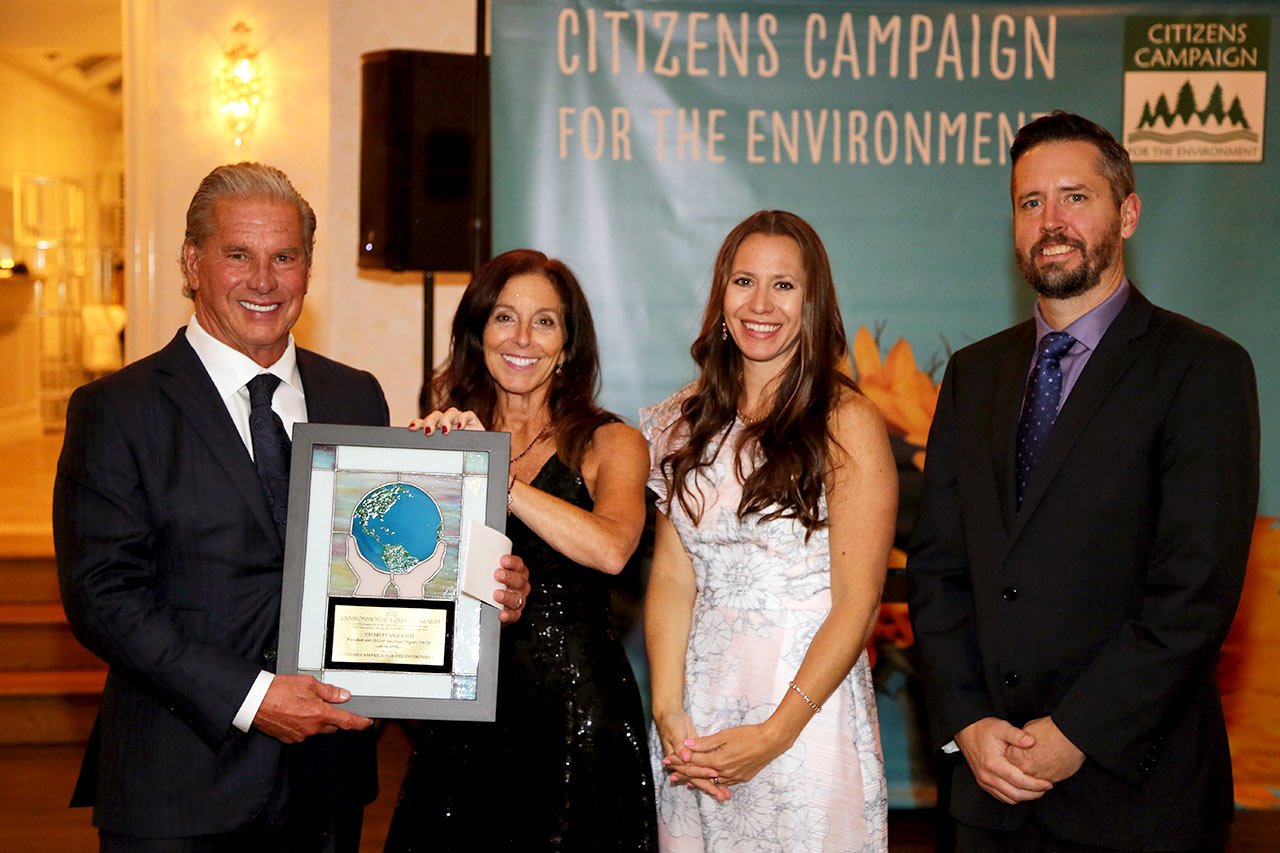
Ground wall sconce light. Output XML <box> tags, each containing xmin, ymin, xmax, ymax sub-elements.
<box><xmin>218</xmin><ymin>21</ymin><xmax>263</xmax><ymax>148</ymax></box>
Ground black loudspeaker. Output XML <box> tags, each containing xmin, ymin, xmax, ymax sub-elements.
<box><xmin>358</xmin><ymin>50</ymin><xmax>490</xmax><ymax>272</ymax></box>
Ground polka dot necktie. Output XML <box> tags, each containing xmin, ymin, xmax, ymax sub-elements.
<box><xmin>247</xmin><ymin>373</ymin><xmax>292</xmax><ymax>540</ymax></box>
<box><xmin>1015</xmin><ymin>331</ymin><xmax>1076</xmax><ymax>510</ymax></box>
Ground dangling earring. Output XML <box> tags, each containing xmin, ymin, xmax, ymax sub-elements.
<box><xmin>555</xmin><ymin>360</ymin><xmax>563</xmax><ymax>375</ymax></box>
<box><xmin>721</xmin><ymin>319</ymin><xmax>728</xmax><ymax>341</ymax></box>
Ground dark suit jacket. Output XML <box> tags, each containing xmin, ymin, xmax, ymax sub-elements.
<box><xmin>908</xmin><ymin>287</ymin><xmax>1259</xmax><ymax>849</ymax></box>
<box><xmin>54</xmin><ymin>330</ymin><xmax>389</xmax><ymax>838</ymax></box>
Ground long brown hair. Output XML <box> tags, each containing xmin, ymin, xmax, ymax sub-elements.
<box><xmin>660</xmin><ymin>211</ymin><xmax>859</xmax><ymax>534</ymax></box>
<box><xmin>432</xmin><ymin>249</ymin><xmax>615</xmax><ymax>469</ymax></box>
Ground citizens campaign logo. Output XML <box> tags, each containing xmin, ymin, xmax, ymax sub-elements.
<box><xmin>1123</xmin><ymin>16</ymin><xmax>1269</xmax><ymax>163</ymax></box>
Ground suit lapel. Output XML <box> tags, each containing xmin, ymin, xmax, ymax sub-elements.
<box><xmin>990</xmin><ymin>322</ymin><xmax>1037</xmax><ymax>534</ymax></box>
<box><xmin>297</xmin><ymin>349</ymin><xmax>343</xmax><ymax>424</ymax></box>
<box><xmin>155</xmin><ymin>331</ymin><xmax>281</xmax><ymax>546</ymax></box>
<box><xmin>1007</xmin><ymin>288</ymin><xmax>1155</xmax><ymax>545</ymax></box>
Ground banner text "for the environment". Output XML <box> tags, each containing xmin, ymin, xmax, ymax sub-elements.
<box><xmin>553</xmin><ymin>9</ymin><xmax>1058</xmax><ymax>166</ymax></box>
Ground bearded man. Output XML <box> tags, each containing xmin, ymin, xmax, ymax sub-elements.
<box><xmin>908</xmin><ymin>112</ymin><xmax>1259</xmax><ymax>852</ymax></box>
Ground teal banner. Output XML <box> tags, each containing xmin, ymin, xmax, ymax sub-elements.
<box><xmin>492</xmin><ymin>1</ymin><xmax>1280</xmax><ymax>809</ymax></box>
<box><xmin>492</xmin><ymin>0</ymin><xmax>1277</xmax><ymax>516</ymax></box>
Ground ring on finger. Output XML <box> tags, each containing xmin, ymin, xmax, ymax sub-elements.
<box><xmin>515</xmin><ymin>595</ymin><xmax>524</xmax><ymax>609</ymax></box>
<box><xmin>711</xmin><ymin>776</ymin><xmax>721</xmax><ymax>786</ymax></box>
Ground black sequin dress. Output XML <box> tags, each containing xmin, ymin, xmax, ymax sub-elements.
<box><xmin>384</xmin><ymin>454</ymin><xmax>658</xmax><ymax>852</ymax></box>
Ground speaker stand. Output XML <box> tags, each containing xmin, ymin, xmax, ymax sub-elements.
<box><xmin>418</xmin><ymin>270</ymin><xmax>435</xmax><ymax>417</ymax></box>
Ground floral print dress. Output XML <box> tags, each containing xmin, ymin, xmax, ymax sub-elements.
<box><xmin>642</xmin><ymin>388</ymin><xmax>887</xmax><ymax>853</ymax></box>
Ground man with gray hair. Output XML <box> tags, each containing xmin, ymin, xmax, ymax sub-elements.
<box><xmin>54</xmin><ymin>162</ymin><xmax>531</xmax><ymax>851</ymax></box>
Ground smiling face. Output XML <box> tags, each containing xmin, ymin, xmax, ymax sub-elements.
<box><xmin>184</xmin><ymin>196</ymin><xmax>310</xmax><ymax>367</ymax></box>
<box><xmin>482</xmin><ymin>273</ymin><xmax>566</xmax><ymax>403</ymax></box>
<box><xmin>1012</xmin><ymin>140</ymin><xmax>1139</xmax><ymax>301</ymax></box>
<box><xmin>721</xmin><ymin>233</ymin><xmax>806</xmax><ymax>376</ymax></box>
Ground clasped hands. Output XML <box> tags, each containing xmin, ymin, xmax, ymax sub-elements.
<box><xmin>955</xmin><ymin>715</ymin><xmax>1085</xmax><ymax>805</ymax></box>
<box><xmin>654</xmin><ymin>711</ymin><xmax>792</xmax><ymax>804</ymax></box>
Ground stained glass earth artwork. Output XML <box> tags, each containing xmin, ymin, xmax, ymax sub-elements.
<box><xmin>351</xmin><ymin>483</ymin><xmax>443</xmax><ymax>575</ymax></box>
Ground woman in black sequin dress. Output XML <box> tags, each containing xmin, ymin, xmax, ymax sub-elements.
<box><xmin>384</xmin><ymin>249</ymin><xmax>657</xmax><ymax>852</ymax></box>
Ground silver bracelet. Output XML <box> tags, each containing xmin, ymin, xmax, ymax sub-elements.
<box><xmin>788</xmin><ymin>680</ymin><xmax>822</xmax><ymax>713</ymax></box>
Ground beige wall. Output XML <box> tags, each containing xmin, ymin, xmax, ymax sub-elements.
<box><xmin>325</xmin><ymin>0</ymin><xmax>477</xmax><ymax>422</ymax></box>
<box><xmin>126</xmin><ymin>0</ymin><xmax>478</xmax><ymax>425</ymax></box>
<box><xmin>126</xmin><ymin>0</ymin><xmax>331</xmax><ymax>372</ymax></box>
<box><xmin>0</xmin><ymin>59</ymin><xmax>120</xmax><ymax>441</ymax></box>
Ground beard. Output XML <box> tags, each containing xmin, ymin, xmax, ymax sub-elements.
<box><xmin>1016</xmin><ymin>229</ymin><xmax>1121</xmax><ymax>299</ymax></box>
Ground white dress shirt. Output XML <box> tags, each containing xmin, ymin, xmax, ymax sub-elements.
<box><xmin>185</xmin><ymin>314</ymin><xmax>307</xmax><ymax>732</ymax></box>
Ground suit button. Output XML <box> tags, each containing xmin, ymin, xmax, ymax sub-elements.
<box><xmin>1003</xmin><ymin>672</ymin><xmax>1021</xmax><ymax>687</ymax></box>
<box><xmin>1002</xmin><ymin>586</ymin><xmax>1019</xmax><ymax>601</ymax></box>
<box><xmin>263</xmin><ymin>648</ymin><xmax>277</xmax><ymax>662</ymax></box>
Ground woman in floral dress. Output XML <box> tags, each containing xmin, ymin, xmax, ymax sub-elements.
<box><xmin>643</xmin><ymin>210</ymin><xmax>897</xmax><ymax>852</ymax></box>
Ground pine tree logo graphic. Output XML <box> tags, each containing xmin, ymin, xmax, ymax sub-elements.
<box><xmin>1129</xmin><ymin>80</ymin><xmax>1259</xmax><ymax>144</ymax></box>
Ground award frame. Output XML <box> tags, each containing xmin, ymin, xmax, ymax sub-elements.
<box><xmin>277</xmin><ymin>424</ymin><xmax>510</xmax><ymax>721</ymax></box>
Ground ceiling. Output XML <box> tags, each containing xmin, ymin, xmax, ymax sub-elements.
<box><xmin>0</xmin><ymin>0</ymin><xmax>121</xmax><ymax>113</ymax></box>
<box><xmin>0</xmin><ymin>48</ymin><xmax>122</xmax><ymax>112</ymax></box>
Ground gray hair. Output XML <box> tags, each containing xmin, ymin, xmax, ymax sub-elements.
<box><xmin>179</xmin><ymin>162</ymin><xmax>317</xmax><ymax>298</ymax></box>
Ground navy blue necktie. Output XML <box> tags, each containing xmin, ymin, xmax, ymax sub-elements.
<box><xmin>247</xmin><ymin>373</ymin><xmax>291</xmax><ymax>540</ymax></box>
<box><xmin>1015</xmin><ymin>331</ymin><xmax>1076</xmax><ymax>509</ymax></box>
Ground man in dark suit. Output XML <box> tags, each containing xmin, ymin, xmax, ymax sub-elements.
<box><xmin>54</xmin><ymin>163</ymin><xmax>531</xmax><ymax>851</ymax></box>
<box><xmin>908</xmin><ymin>112</ymin><xmax>1259</xmax><ymax>851</ymax></box>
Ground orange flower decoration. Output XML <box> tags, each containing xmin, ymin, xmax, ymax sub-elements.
<box><xmin>1218</xmin><ymin>516</ymin><xmax>1280</xmax><ymax>809</ymax></box>
<box><xmin>857</xmin><ymin>326</ymin><xmax>941</xmax><ymax>663</ymax></box>
<box><xmin>851</xmin><ymin>326</ymin><xmax>940</xmax><ymax>470</ymax></box>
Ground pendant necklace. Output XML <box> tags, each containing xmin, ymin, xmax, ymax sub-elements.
<box><xmin>507</xmin><ymin>422</ymin><xmax>553</xmax><ymax>513</ymax></box>
<box><xmin>511</xmin><ymin>422</ymin><xmax>554</xmax><ymax>466</ymax></box>
<box><xmin>737</xmin><ymin>372</ymin><xmax>766</xmax><ymax>425</ymax></box>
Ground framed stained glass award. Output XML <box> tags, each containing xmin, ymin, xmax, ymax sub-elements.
<box><xmin>277</xmin><ymin>424</ymin><xmax>510</xmax><ymax>720</ymax></box>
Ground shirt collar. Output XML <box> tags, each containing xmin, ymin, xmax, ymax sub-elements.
<box><xmin>1033</xmin><ymin>278</ymin><xmax>1130</xmax><ymax>353</ymax></box>
<box><xmin>185</xmin><ymin>313</ymin><xmax>300</xmax><ymax>401</ymax></box>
